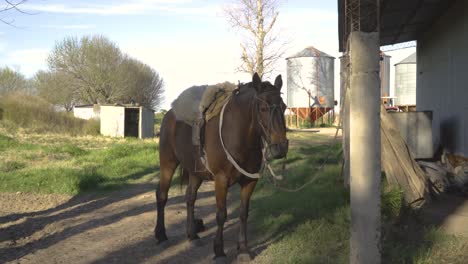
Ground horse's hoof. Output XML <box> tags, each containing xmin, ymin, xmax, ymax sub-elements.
<box><xmin>156</xmin><ymin>239</ymin><xmax>170</xmax><ymax>249</ymax></box>
<box><xmin>212</xmin><ymin>256</ymin><xmax>228</xmax><ymax>264</ymax></box>
<box><xmin>155</xmin><ymin>233</ymin><xmax>168</xmax><ymax>244</ymax></box>
<box><xmin>194</xmin><ymin>218</ymin><xmax>205</xmax><ymax>232</ymax></box>
<box><xmin>237</xmin><ymin>253</ymin><xmax>252</xmax><ymax>263</ymax></box>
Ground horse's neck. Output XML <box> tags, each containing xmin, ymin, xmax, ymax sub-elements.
<box><xmin>227</xmin><ymin>93</ymin><xmax>260</xmax><ymax>145</ymax></box>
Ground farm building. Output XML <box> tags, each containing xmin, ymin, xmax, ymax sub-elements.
<box><xmin>338</xmin><ymin>0</ymin><xmax>468</xmax><ymax>262</ymax></box>
<box><xmin>286</xmin><ymin>46</ymin><xmax>335</xmax><ymax>126</ymax></box>
<box><xmin>339</xmin><ymin>0</ymin><xmax>468</xmax><ymax>158</ymax></box>
<box><xmin>73</xmin><ymin>104</ymin><xmax>100</xmax><ymax>120</ymax></box>
<box><xmin>100</xmin><ymin>105</ymin><xmax>154</xmax><ymax>138</ymax></box>
<box><xmin>394</xmin><ymin>52</ymin><xmax>417</xmax><ymax>107</ymax></box>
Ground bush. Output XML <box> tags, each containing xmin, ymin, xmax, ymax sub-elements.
<box><xmin>0</xmin><ymin>92</ymin><xmax>100</xmax><ymax>136</ymax></box>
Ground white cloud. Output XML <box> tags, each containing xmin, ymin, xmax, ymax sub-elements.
<box><xmin>22</xmin><ymin>0</ymin><xmax>218</xmax><ymax>16</ymax></box>
<box><xmin>40</xmin><ymin>24</ymin><xmax>96</xmax><ymax>30</ymax></box>
<box><xmin>1</xmin><ymin>49</ymin><xmax>50</xmax><ymax>77</ymax></box>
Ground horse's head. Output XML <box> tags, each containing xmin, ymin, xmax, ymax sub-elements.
<box><xmin>251</xmin><ymin>73</ymin><xmax>289</xmax><ymax>160</ymax></box>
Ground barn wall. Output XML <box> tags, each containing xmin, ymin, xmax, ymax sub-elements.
<box><xmin>417</xmin><ymin>0</ymin><xmax>468</xmax><ymax>157</ymax></box>
<box><xmin>100</xmin><ymin>106</ymin><xmax>125</xmax><ymax>137</ymax></box>
<box><xmin>139</xmin><ymin>107</ymin><xmax>155</xmax><ymax>138</ymax></box>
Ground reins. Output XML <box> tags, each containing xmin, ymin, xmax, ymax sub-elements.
<box><xmin>219</xmin><ymin>96</ymin><xmax>261</xmax><ymax>179</ymax></box>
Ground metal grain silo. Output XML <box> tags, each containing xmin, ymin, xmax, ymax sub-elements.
<box><xmin>394</xmin><ymin>52</ymin><xmax>417</xmax><ymax>106</ymax></box>
<box><xmin>286</xmin><ymin>46</ymin><xmax>335</xmax><ymax>108</ymax></box>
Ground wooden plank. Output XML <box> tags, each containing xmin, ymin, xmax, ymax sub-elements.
<box><xmin>380</xmin><ymin>103</ymin><xmax>431</xmax><ymax>207</ymax></box>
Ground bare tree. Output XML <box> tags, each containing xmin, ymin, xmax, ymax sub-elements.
<box><xmin>225</xmin><ymin>0</ymin><xmax>285</xmax><ymax>78</ymax></box>
<box><xmin>0</xmin><ymin>0</ymin><xmax>33</xmax><ymax>27</ymax></box>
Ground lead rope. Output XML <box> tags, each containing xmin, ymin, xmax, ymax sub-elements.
<box><xmin>219</xmin><ymin>97</ymin><xmax>261</xmax><ymax>179</ymax></box>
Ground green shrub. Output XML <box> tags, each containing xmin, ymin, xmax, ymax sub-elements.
<box><xmin>0</xmin><ymin>92</ymin><xmax>99</xmax><ymax>136</ymax></box>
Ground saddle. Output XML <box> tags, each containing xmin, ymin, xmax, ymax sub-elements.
<box><xmin>171</xmin><ymin>82</ymin><xmax>236</xmax><ymax>159</ymax></box>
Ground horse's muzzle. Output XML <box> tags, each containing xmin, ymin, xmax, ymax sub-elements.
<box><xmin>268</xmin><ymin>140</ymin><xmax>289</xmax><ymax>160</ymax></box>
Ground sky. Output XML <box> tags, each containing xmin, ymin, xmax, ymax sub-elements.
<box><xmin>0</xmin><ymin>0</ymin><xmax>415</xmax><ymax>110</ymax></box>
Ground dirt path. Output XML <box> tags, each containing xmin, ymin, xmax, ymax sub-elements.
<box><xmin>0</xmin><ymin>182</ymin><xmax>262</xmax><ymax>264</ymax></box>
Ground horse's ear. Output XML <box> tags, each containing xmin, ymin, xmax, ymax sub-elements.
<box><xmin>252</xmin><ymin>72</ymin><xmax>262</xmax><ymax>91</ymax></box>
<box><xmin>274</xmin><ymin>74</ymin><xmax>283</xmax><ymax>90</ymax></box>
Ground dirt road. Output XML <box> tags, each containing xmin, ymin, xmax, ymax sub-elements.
<box><xmin>0</xmin><ymin>182</ymin><xmax>263</xmax><ymax>264</ymax></box>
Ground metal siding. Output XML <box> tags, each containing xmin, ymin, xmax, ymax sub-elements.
<box><xmin>140</xmin><ymin>107</ymin><xmax>155</xmax><ymax>138</ymax></box>
<box><xmin>286</xmin><ymin>56</ymin><xmax>335</xmax><ymax>108</ymax></box>
<box><xmin>100</xmin><ymin>106</ymin><xmax>125</xmax><ymax>137</ymax></box>
<box><xmin>395</xmin><ymin>63</ymin><xmax>417</xmax><ymax>105</ymax></box>
<box><xmin>380</xmin><ymin>55</ymin><xmax>391</xmax><ymax>97</ymax></box>
<box><xmin>417</xmin><ymin>0</ymin><xmax>468</xmax><ymax>157</ymax></box>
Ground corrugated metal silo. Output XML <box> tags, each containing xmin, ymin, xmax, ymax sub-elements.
<box><xmin>286</xmin><ymin>46</ymin><xmax>335</xmax><ymax>108</ymax></box>
<box><xmin>394</xmin><ymin>52</ymin><xmax>417</xmax><ymax>106</ymax></box>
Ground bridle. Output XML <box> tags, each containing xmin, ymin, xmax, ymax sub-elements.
<box><xmin>214</xmin><ymin>83</ymin><xmax>289</xmax><ymax>180</ymax></box>
<box><xmin>252</xmin><ymin>89</ymin><xmax>289</xmax><ymax>153</ymax></box>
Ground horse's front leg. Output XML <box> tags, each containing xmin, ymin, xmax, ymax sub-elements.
<box><xmin>186</xmin><ymin>173</ymin><xmax>203</xmax><ymax>241</ymax></box>
<box><xmin>237</xmin><ymin>178</ymin><xmax>257</xmax><ymax>263</ymax></box>
<box><xmin>213</xmin><ymin>177</ymin><xmax>228</xmax><ymax>260</ymax></box>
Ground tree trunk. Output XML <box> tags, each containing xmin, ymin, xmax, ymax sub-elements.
<box><xmin>256</xmin><ymin>0</ymin><xmax>264</xmax><ymax>77</ymax></box>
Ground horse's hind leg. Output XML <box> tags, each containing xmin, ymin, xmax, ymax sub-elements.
<box><xmin>213</xmin><ymin>177</ymin><xmax>229</xmax><ymax>259</ymax></box>
<box><xmin>154</xmin><ymin>153</ymin><xmax>178</xmax><ymax>243</ymax></box>
<box><xmin>186</xmin><ymin>173</ymin><xmax>203</xmax><ymax>241</ymax></box>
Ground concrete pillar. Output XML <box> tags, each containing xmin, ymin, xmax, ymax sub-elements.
<box><xmin>340</xmin><ymin>54</ymin><xmax>350</xmax><ymax>188</ymax></box>
<box><xmin>349</xmin><ymin>31</ymin><xmax>381</xmax><ymax>264</ymax></box>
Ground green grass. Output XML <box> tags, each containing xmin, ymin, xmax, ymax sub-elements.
<box><xmin>251</xmin><ymin>131</ymin><xmax>349</xmax><ymax>263</ymax></box>
<box><xmin>1</xmin><ymin>129</ymin><xmax>467</xmax><ymax>262</ymax></box>
<box><xmin>250</xmin><ymin>131</ymin><xmax>468</xmax><ymax>264</ymax></box>
<box><xmin>0</xmin><ymin>132</ymin><xmax>159</xmax><ymax>195</ymax></box>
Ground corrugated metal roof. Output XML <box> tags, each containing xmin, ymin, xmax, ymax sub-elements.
<box><xmin>286</xmin><ymin>46</ymin><xmax>335</xmax><ymax>59</ymax></box>
<box><xmin>395</xmin><ymin>52</ymin><xmax>417</xmax><ymax>65</ymax></box>
<box><xmin>338</xmin><ymin>0</ymin><xmax>458</xmax><ymax>52</ymax></box>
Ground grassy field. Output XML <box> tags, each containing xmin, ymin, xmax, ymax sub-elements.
<box><xmin>0</xmin><ymin>129</ymin><xmax>467</xmax><ymax>263</ymax></box>
<box><xmin>0</xmin><ymin>132</ymin><xmax>158</xmax><ymax>194</ymax></box>
<box><xmin>249</xmin><ymin>131</ymin><xmax>468</xmax><ymax>264</ymax></box>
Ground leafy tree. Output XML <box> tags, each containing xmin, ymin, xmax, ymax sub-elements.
<box><xmin>47</xmin><ymin>35</ymin><xmax>125</xmax><ymax>104</ymax></box>
<box><xmin>119</xmin><ymin>57</ymin><xmax>164</xmax><ymax>109</ymax></box>
<box><xmin>225</xmin><ymin>0</ymin><xmax>285</xmax><ymax>78</ymax></box>
<box><xmin>0</xmin><ymin>67</ymin><xmax>28</xmax><ymax>95</ymax></box>
<box><xmin>34</xmin><ymin>70</ymin><xmax>77</xmax><ymax>112</ymax></box>
<box><xmin>46</xmin><ymin>35</ymin><xmax>164</xmax><ymax>109</ymax></box>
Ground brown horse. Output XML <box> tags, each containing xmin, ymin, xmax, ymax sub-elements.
<box><xmin>155</xmin><ymin>73</ymin><xmax>288</xmax><ymax>262</ymax></box>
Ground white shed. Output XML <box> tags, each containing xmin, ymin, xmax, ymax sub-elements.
<box><xmin>73</xmin><ymin>104</ymin><xmax>100</xmax><ymax>120</ymax></box>
<box><xmin>100</xmin><ymin>104</ymin><xmax>154</xmax><ymax>138</ymax></box>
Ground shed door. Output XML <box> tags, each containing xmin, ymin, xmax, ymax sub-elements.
<box><xmin>125</xmin><ymin>108</ymin><xmax>140</xmax><ymax>138</ymax></box>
